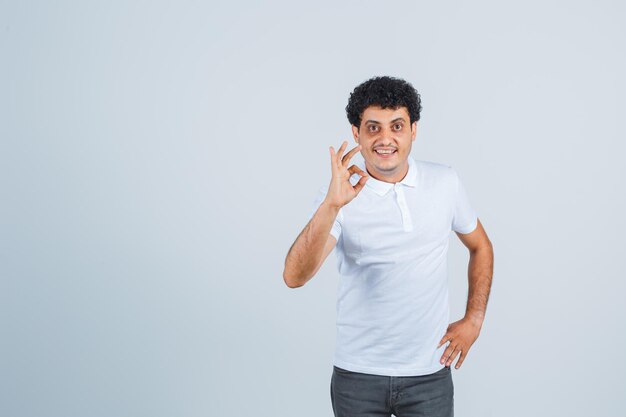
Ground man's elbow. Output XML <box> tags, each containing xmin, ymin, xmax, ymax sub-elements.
<box><xmin>283</xmin><ymin>270</ymin><xmax>306</xmax><ymax>288</ymax></box>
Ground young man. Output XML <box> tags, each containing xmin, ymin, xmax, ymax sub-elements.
<box><xmin>283</xmin><ymin>76</ymin><xmax>494</xmax><ymax>417</ymax></box>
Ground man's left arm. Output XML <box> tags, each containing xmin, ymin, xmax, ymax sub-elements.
<box><xmin>438</xmin><ymin>218</ymin><xmax>494</xmax><ymax>369</ymax></box>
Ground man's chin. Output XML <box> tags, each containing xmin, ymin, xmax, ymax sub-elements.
<box><xmin>375</xmin><ymin>164</ymin><xmax>397</xmax><ymax>173</ymax></box>
<box><xmin>365</xmin><ymin>158</ymin><xmax>401</xmax><ymax>173</ymax></box>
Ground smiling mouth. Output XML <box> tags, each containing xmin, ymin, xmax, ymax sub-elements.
<box><xmin>374</xmin><ymin>149</ymin><xmax>397</xmax><ymax>157</ymax></box>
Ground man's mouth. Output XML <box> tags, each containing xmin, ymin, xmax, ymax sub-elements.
<box><xmin>374</xmin><ymin>148</ymin><xmax>397</xmax><ymax>158</ymax></box>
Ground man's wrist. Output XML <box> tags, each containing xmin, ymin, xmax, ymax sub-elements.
<box><xmin>464</xmin><ymin>311</ymin><xmax>485</xmax><ymax>327</ymax></box>
<box><xmin>321</xmin><ymin>200</ymin><xmax>342</xmax><ymax>213</ymax></box>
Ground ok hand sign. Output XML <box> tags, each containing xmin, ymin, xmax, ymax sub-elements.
<box><xmin>323</xmin><ymin>140</ymin><xmax>369</xmax><ymax>209</ymax></box>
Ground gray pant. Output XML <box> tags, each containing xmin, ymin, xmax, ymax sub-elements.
<box><xmin>330</xmin><ymin>365</ymin><xmax>454</xmax><ymax>417</ymax></box>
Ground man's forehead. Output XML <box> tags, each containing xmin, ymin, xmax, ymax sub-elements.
<box><xmin>362</xmin><ymin>105</ymin><xmax>410</xmax><ymax>123</ymax></box>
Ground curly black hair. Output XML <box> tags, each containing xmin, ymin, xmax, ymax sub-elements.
<box><xmin>345</xmin><ymin>76</ymin><xmax>422</xmax><ymax>129</ymax></box>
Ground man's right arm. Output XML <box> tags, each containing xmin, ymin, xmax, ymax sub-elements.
<box><xmin>282</xmin><ymin>140</ymin><xmax>368</xmax><ymax>288</ymax></box>
<box><xmin>282</xmin><ymin>201</ymin><xmax>339</xmax><ymax>288</ymax></box>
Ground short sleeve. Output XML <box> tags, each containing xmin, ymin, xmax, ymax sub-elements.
<box><xmin>451</xmin><ymin>168</ymin><xmax>478</xmax><ymax>234</ymax></box>
<box><xmin>308</xmin><ymin>186</ymin><xmax>342</xmax><ymax>240</ymax></box>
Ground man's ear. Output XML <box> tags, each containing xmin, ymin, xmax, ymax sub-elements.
<box><xmin>411</xmin><ymin>121</ymin><xmax>417</xmax><ymax>141</ymax></box>
<box><xmin>351</xmin><ymin>124</ymin><xmax>360</xmax><ymax>143</ymax></box>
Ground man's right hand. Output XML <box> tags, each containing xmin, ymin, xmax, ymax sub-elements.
<box><xmin>323</xmin><ymin>140</ymin><xmax>369</xmax><ymax>209</ymax></box>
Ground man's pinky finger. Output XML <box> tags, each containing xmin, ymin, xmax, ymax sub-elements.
<box><xmin>455</xmin><ymin>351</ymin><xmax>465</xmax><ymax>369</ymax></box>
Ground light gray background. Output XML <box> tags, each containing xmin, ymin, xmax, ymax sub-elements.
<box><xmin>2</xmin><ymin>1</ymin><xmax>624</xmax><ymax>416</ymax></box>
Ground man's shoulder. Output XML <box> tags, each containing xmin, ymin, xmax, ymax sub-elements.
<box><xmin>412</xmin><ymin>158</ymin><xmax>455</xmax><ymax>177</ymax></box>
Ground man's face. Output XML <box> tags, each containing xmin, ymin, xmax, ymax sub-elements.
<box><xmin>351</xmin><ymin>105</ymin><xmax>417</xmax><ymax>180</ymax></box>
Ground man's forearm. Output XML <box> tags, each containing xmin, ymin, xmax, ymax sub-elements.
<box><xmin>465</xmin><ymin>243</ymin><xmax>494</xmax><ymax>326</ymax></box>
<box><xmin>283</xmin><ymin>201</ymin><xmax>340</xmax><ymax>287</ymax></box>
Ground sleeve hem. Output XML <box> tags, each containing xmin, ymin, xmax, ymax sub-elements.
<box><xmin>453</xmin><ymin>217</ymin><xmax>478</xmax><ymax>234</ymax></box>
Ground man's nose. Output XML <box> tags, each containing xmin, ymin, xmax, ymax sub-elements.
<box><xmin>378</xmin><ymin>127</ymin><xmax>396</xmax><ymax>141</ymax></box>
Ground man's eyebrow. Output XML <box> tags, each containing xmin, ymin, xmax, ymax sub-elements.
<box><xmin>364</xmin><ymin>117</ymin><xmax>406</xmax><ymax>125</ymax></box>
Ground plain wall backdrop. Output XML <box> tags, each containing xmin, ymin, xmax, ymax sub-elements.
<box><xmin>1</xmin><ymin>1</ymin><xmax>625</xmax><ymax>416</ymax></box>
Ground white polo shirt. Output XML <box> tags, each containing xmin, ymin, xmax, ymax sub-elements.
<box><xmin>308</xmin><ymin>155</ymin><xmax>478</xmax><ymax>377</ymax></box>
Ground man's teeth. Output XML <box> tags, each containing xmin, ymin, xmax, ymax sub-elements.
<box><xmin>375</xmin><ymin>149</ymin><xmax>396</xmax><ymax>154</ymax></box>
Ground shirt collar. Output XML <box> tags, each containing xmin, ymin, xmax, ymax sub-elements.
<box><xmin>361</xmin><ymin>156</ymin><xmax>418</xmax><ymax>196</ymax></box>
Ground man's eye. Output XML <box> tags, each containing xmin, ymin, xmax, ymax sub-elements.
<box><xmin>369</xmin><ymin>126</ymin><xmax>378</xmax><ymax>132</ymax></box>
<box><xmin>394</xmin><ymin>124</ymin><xmax>402</xmax><ymax>130</ymax></box>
